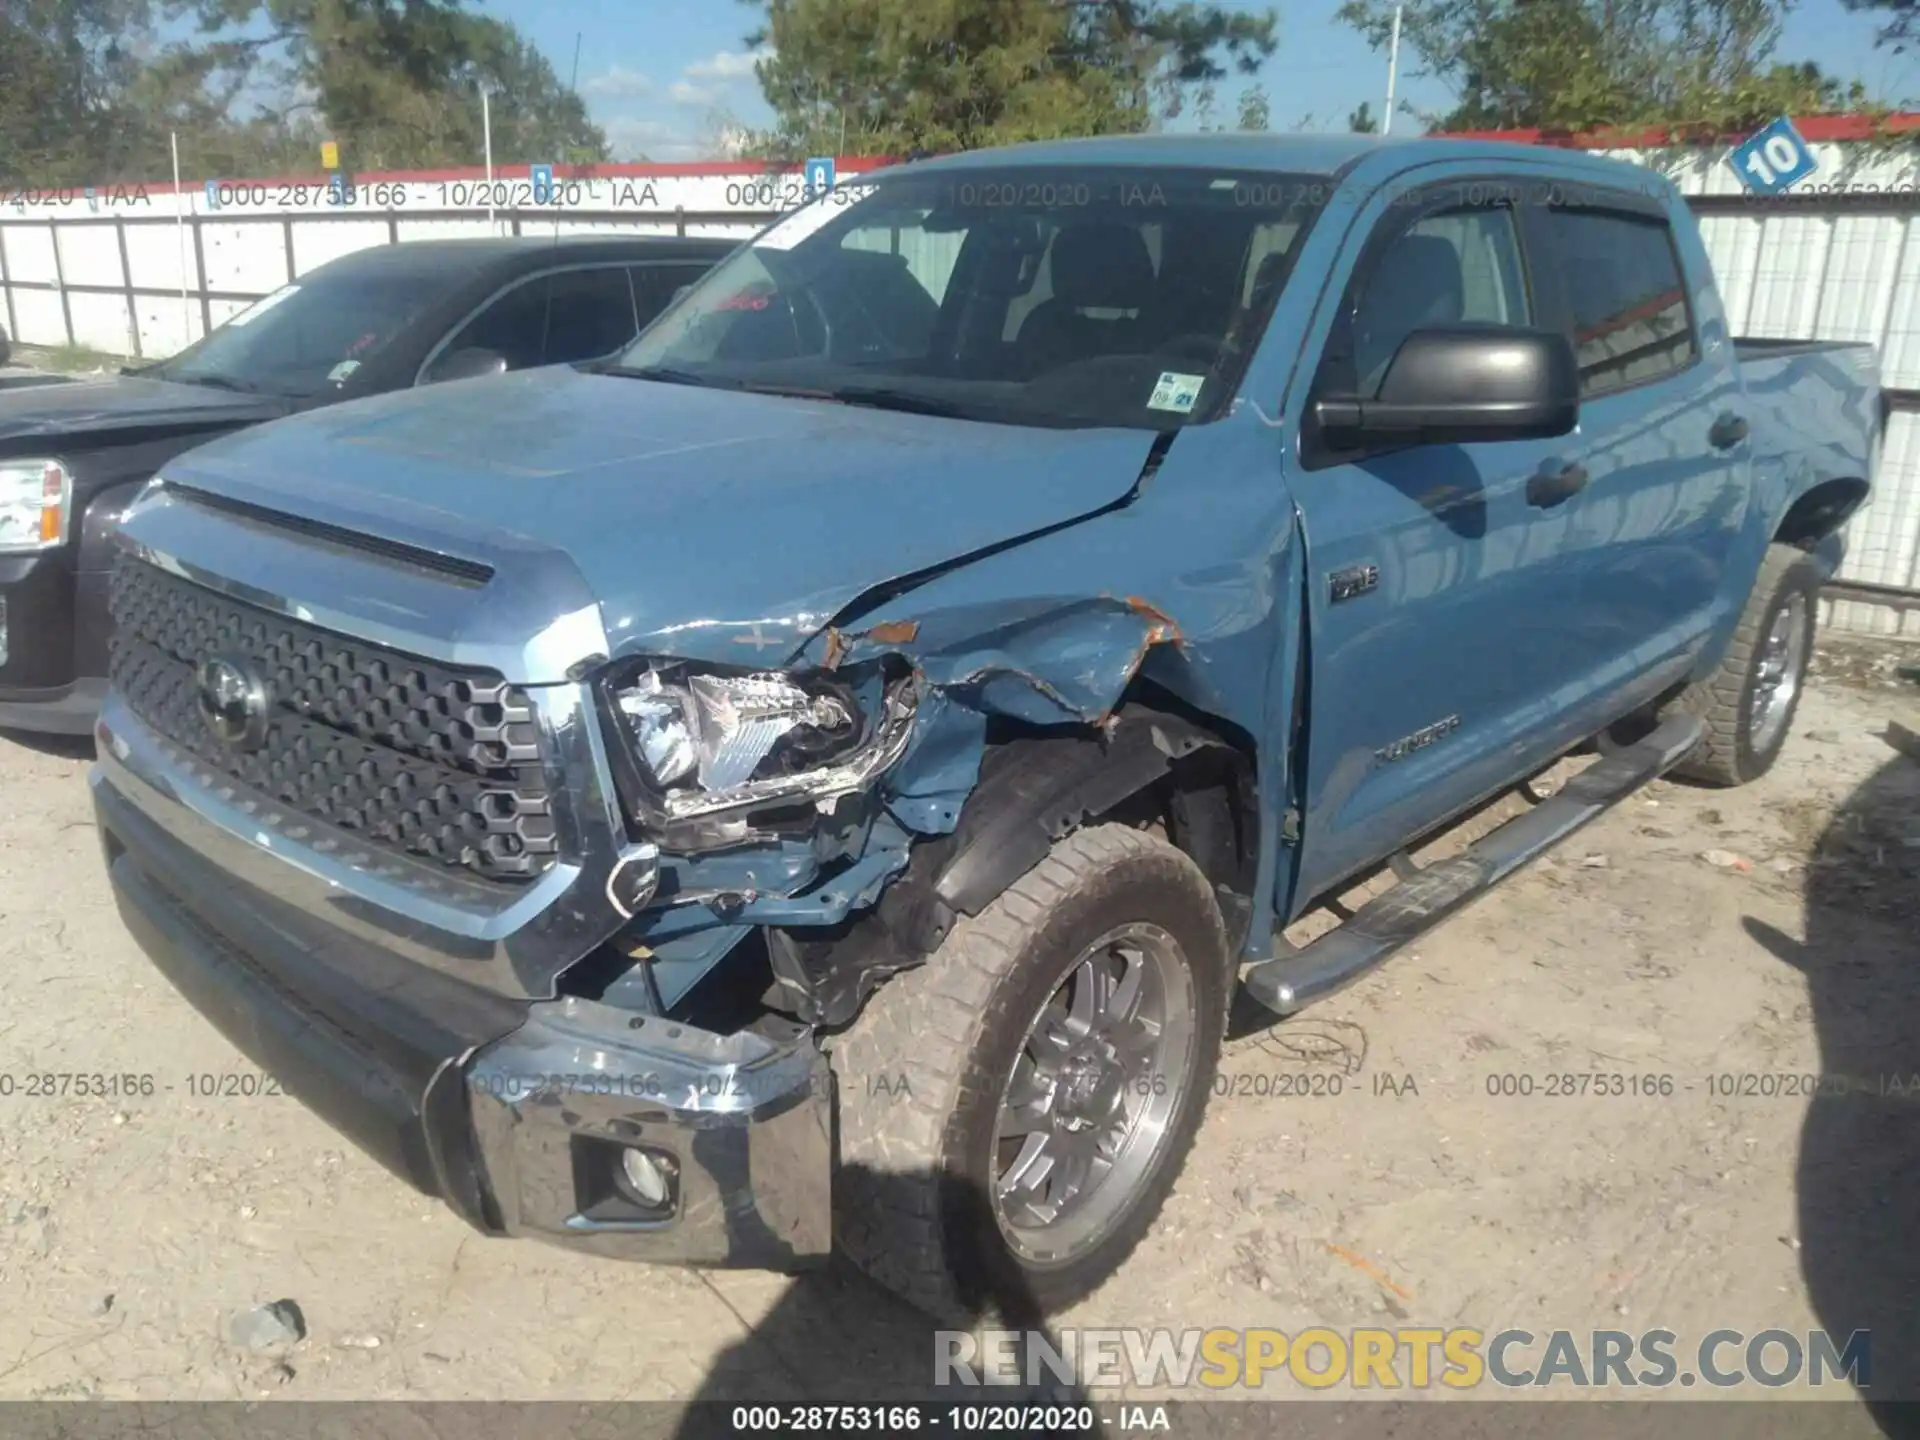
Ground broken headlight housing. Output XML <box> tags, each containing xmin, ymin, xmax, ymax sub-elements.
<box><xmin>600</xmin><ymin>659</ymin><xmax>918</xmax><ymax>850</ymax></box>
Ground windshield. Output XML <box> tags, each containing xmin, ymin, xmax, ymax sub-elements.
<box><xmin>614</xmin><ymin>166</ymin><xmax>1321</xmax><ymax>430</ymax></box>
<box><xmin>151</xmin><ymin>266</ymin><xmax>451</xmax><ymax>398</ymax></box>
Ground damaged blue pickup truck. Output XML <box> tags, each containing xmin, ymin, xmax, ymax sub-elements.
<box><xmin>91</xmin><ymin>134</ymin><xmax>1883</xmax><ymax>1321</ymax></box>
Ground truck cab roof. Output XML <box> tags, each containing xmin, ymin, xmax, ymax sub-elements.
<box><xmin>889</xmin><ymin>130</ymin><xmax>1674</xmax><ymax>192</ymax></box>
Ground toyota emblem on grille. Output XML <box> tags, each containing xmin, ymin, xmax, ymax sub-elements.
<box><xmin>196</xmin><ymin>654</ymin><xmax>273</xmax><ymax>751</ymax></box>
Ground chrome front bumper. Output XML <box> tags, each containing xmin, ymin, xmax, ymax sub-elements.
<box><xmin>468</xmin><ymin>998</ymin><xmax>832</xmax><ymax>1263</ymax></box>
<box><xmin>92</xmin><ymin>693</ymin><xmax>833</xmax><ymax>1269</ymax></box>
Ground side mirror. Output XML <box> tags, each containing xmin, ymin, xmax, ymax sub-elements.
<box><xmin>423</xmin><ymin>347</ymin><xmax>509</xmax><ymax>385</ymax></box>
<box><xmin>1316</xmin><ymin>326</ymin><xmax>1579</xmax><ymax>448</ymax></box>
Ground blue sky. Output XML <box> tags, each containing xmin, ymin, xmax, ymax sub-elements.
<box><xmin>496</xmin><ymin>0</ymin><xmax>1919</xmax><ymax>161</ymax></box>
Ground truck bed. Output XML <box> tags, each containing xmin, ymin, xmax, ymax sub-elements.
<box><xmin>1733</xmin><ymin>337</ymin><xmax>1878</xmax><ymax>362</ymax></box>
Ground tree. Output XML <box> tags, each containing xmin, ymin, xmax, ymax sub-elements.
<box><xmin>1337</xmin><ymin>0</ymin><xmax>1870</xmax><ymax>135</ymax></box>
<box><xmin>1193</xmin><ymin>80</ymin><xmax>1222</xmax><ymax>131</ymax></box>
<box><xmin>1347</xmin><ymin>99</ymin><xmax>1378</xmax><ymax>132</ymax></box>
<box><xmin>1237</xmin><ymin>83</ymin><xmax>1272</xmax><ymax>130</ymax></box>
<box><xmin>163</xmin><ymin>0</ymin><xmax>608</xmax><ymax>169</ymax></box>
<box><xmin>0</xmin><ymin>0</ymin><xmax>161</xmax><ymax>185</ymax></box>
<box><xmin>740</xmin><ymin>0</ymin><xmax>1279</xmax><ymax>156</ymax></box>
<box><xmin>1846</xmin><ymin>0</ymin><xmax>1917</xmax><ymax>50</ymax></box>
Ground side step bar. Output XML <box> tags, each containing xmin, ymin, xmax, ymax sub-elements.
<box><xmin>1242</xmin><ymin>713</ymin><xmax>1704</xmax><ymax>1018</ymax></box>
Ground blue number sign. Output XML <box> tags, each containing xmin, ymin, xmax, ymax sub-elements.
<box><xmin>531</xmin><ymin>163</ymin><xmax>554</xmax><ymax>204</ymax></box>
<box><xmin>803</xmin><ymin>156</ymin><xmax>836</xmax><ymax>198</ymax></box>
<box><xmin>1730</xmin><ymin>117</ymin><xmax>1818</xmax><ymax>196</ymax></box>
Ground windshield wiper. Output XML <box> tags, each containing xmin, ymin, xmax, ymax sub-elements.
<box><xmin>176</xmin><ymin>374</ymin><xmax>258</xmax><ymax>394</ymax></box>
<box><xmin>601</xmin><ymin>364</ymin><xmax>731</xmax><ymax>389</ymax></box>
<box><xmin>824</xmin><ymin>386</ymin><xmax>972</xmax><ymax>419</ymax></box>
<box><xmin>604</xmin><ymin>366</ymin><xmax>847</xmax><ymax>402</ymax></box>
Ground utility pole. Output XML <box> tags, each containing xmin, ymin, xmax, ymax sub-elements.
<box><xmin>171</xmin><ymin>132</ymin><xmax>190</xmax><ymax>345</ymax></box>
<box><xmin>480</xmin><ymin>82</ymin><xmax>495</xmax><ymax>228</ymax></box>
<box><xmin>570</xmin><ymin>33</ymin><xmax>582</xmax><ymax>94</ymax></box>
<box><xmin>1382</xmin><ymin>3</ymin><xmax>1403</xmax><ymax>137</ymax></box>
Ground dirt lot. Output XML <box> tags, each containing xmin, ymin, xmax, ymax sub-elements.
<box><xmin>1</xmin><ymin>638</ymin><xmax>1916</xmax><ymax>1425</ymax></box>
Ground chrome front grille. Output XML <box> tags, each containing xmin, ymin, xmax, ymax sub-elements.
<box><xmin>107</xmin><ymin>556</ymin><xmax>559</xmax><ymax>884</ymax></box>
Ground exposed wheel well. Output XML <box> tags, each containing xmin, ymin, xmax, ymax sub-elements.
<box><xmin>948</xmin><ymin>684</ymin><xmax>1261</xmax><ymax>951</ymax></box>
<box><xmin>1776</xmin><ymin>478</ymin><xmax>1869</xmax><ymax>550</ymax></box>
<box><xmin>742</xmin><ymin>687</ymin><xmax>1263</xmax><ymax>1031</ymax></box>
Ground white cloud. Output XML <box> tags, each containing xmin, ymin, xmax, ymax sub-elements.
<box><xmin>668</xmin><ymin>79</ymin><xmax>717</xmax><ymax>106</ymax></box>
<box><xmin>583</xmin><ymin>65</ymin><xmax>653</xmax><ymax>98</ymax></box>
<box><xmin>601</xmin><ymin>114</ymin><xmax>703</xmax><ymax>162</ymax></box>
<box><xmin>684</xmin><ymin>48</ymin><xmax>770</xmax><ymax>81</ymax></box>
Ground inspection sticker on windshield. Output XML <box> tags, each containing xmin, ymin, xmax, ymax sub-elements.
<box><xmin>1148</xmin><ymin>372</ymin><xmax>1204</xmax><ymax>414</ymax></box>
<box><xmin>225</xmin><ymin>284</ymin><xmax>299</xmax><ymax>327</ymax></box>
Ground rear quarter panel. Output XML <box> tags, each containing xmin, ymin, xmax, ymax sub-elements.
<box><xmin>1736</xmin><ymin>342</ymin><xmax>1882</xmax><ymax>561</ymax></box>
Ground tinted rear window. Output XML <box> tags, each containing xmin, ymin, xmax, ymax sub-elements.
<box><xmin>1546</xmin><ymin>210</ymin><xmax>1697</xmax><ymax>397</ymax></box>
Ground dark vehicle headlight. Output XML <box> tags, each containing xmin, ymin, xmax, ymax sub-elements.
<box><xmin>602</xmin><ymin>659</ymin><xmax>917</xmax><ymax>848</ymax></box>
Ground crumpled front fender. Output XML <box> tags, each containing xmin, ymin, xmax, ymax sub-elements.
<box><xmin>632</xmin><ymin>418</ymin><xmax>1304</xmax><ymax>1015</ymax></box>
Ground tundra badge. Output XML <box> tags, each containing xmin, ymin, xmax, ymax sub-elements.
<box><xmin>1376</xmin><ymin>714</ymin><xmax>1461</xmax><ymax>764</ymax></box>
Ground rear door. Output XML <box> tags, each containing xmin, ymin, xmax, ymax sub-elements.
<box><xmin>1521</xmin><ymin>195</ymin><xmax>1748</xmax><ymax>711</ymax></box>
<box><xmin>630</xmin><ymin>261</ymin><xmax>716</xmax><ymax>330</ymax></box>
<box><xmin>537</xmin><ymin>266</ymin><xmax>641</xmax><ymax>364</ymax></box>
<box><xmin>1287</xmin><ymin>174</ymin><xmax>1595</xmax><ymax>904</ymax></box>
<box><xmin>418</xmin><ymin>265</ymin><xmax>642</xmax><ymax>380</ymax></box>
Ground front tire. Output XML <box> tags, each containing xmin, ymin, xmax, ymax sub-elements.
<box><xmin>1672</xmin><ymin>542</ymin><xmax>1820</xmax><ymax>786</ymax></box>
<box><xmin>829</xmin><ymin>824</ymin><xmax>1229</xmax><ymax>1323</ymax></box>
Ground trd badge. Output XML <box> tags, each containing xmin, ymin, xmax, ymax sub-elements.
<box><xmin>1330</xmin><ymin>563</ymin><xmax>1379</xmax><ymax>604</ymax></box>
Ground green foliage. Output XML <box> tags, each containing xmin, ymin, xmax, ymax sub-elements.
<box><xmin>739</xmin><ymin>0</ymin><xmax>1279</xmax><ymax>157</ymax></box>
<box><xmin>1347</xmin><ymin>99</ymin><xmax>1378</xmax><ymax>133</ymax></box>
<box><xmin>0</xmin><ymin>0</ymin><xmax>607</xmax><ymax>186</ymax></box>
<box><xmin>31</xmin><ymin>342</ymin><xmax>121</xmax><ymax>373</ymax></box>
<box><xmin>0</xmin><ymin>0</ymin><xmax>162</xmax><ymax>185</ymax></box>
<box><xmin>1237</xmin><ymin>83</ymin><xmax>1272</xmax><ymax>130</ymax></box>
<box><xmin>168</xmin><ymin>0</ymin><xmax>609</xmax><ymax>170</ymax></box>
<box><xmin>1338</xmin><ymin>0</ymin><xmax>1876</xmax><ymax>134</ymax></box>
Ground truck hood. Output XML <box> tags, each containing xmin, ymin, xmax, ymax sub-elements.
<box><xmin>0</xmin><ymin>372</ymin><xmax>286</xmax><ymax>449</ymax></box>
<box><xmin>152</xmin><ymin>365</ymin><xmax>1163</xmax><ymax>669</ymax></box>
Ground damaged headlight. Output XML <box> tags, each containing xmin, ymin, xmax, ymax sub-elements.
<box><xmin>603</xmin><ymin>659</ymin><xmax>918</xmax><ymax>843</ymax></box>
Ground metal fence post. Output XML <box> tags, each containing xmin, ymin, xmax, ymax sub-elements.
<box><xmin>114</xmin><ymin>214</ymin><xmax>141</xmax><ymax>358</ymax></box>
<box><xmin>49</xmin><ymin>218</ymin><xmax>75</xmax><ymax>348</ymax></box>
<box><xmin>0</xmin><ymin>220</ymin><xmax>17</xmax><ymax>352</ymax></box>
<box><xmin>190</xmin><ymin>213</ymin><xmax>210</xmax><ymax>338</ymax></box>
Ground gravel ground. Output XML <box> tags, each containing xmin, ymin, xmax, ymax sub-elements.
<box><xmin>0</xmin><ymin>638</ymin><xmax>1915</xmax><ymax>1428</ymax></box>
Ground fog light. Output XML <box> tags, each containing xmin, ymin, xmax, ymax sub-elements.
<box><xmin>619</xmin><ymin>1147</ymin><xmax>673</xmax><ymax>1208</ymax></box>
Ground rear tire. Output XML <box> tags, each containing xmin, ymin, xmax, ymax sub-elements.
<box><xmin>1671</xmin><ymin>542</ymin><xmax>1820</xmax><ymax>786</ymax></box>
<box><xmin>828</xmin><ymin>824</ymin><xmax>1229</xmax><ymax>1324</ymax></box>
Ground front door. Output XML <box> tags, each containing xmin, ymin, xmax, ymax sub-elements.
<box><xmin>1286</xmin><ymin>175</ymin><xmax>1592</xmax><ymax>906</ymax></box>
